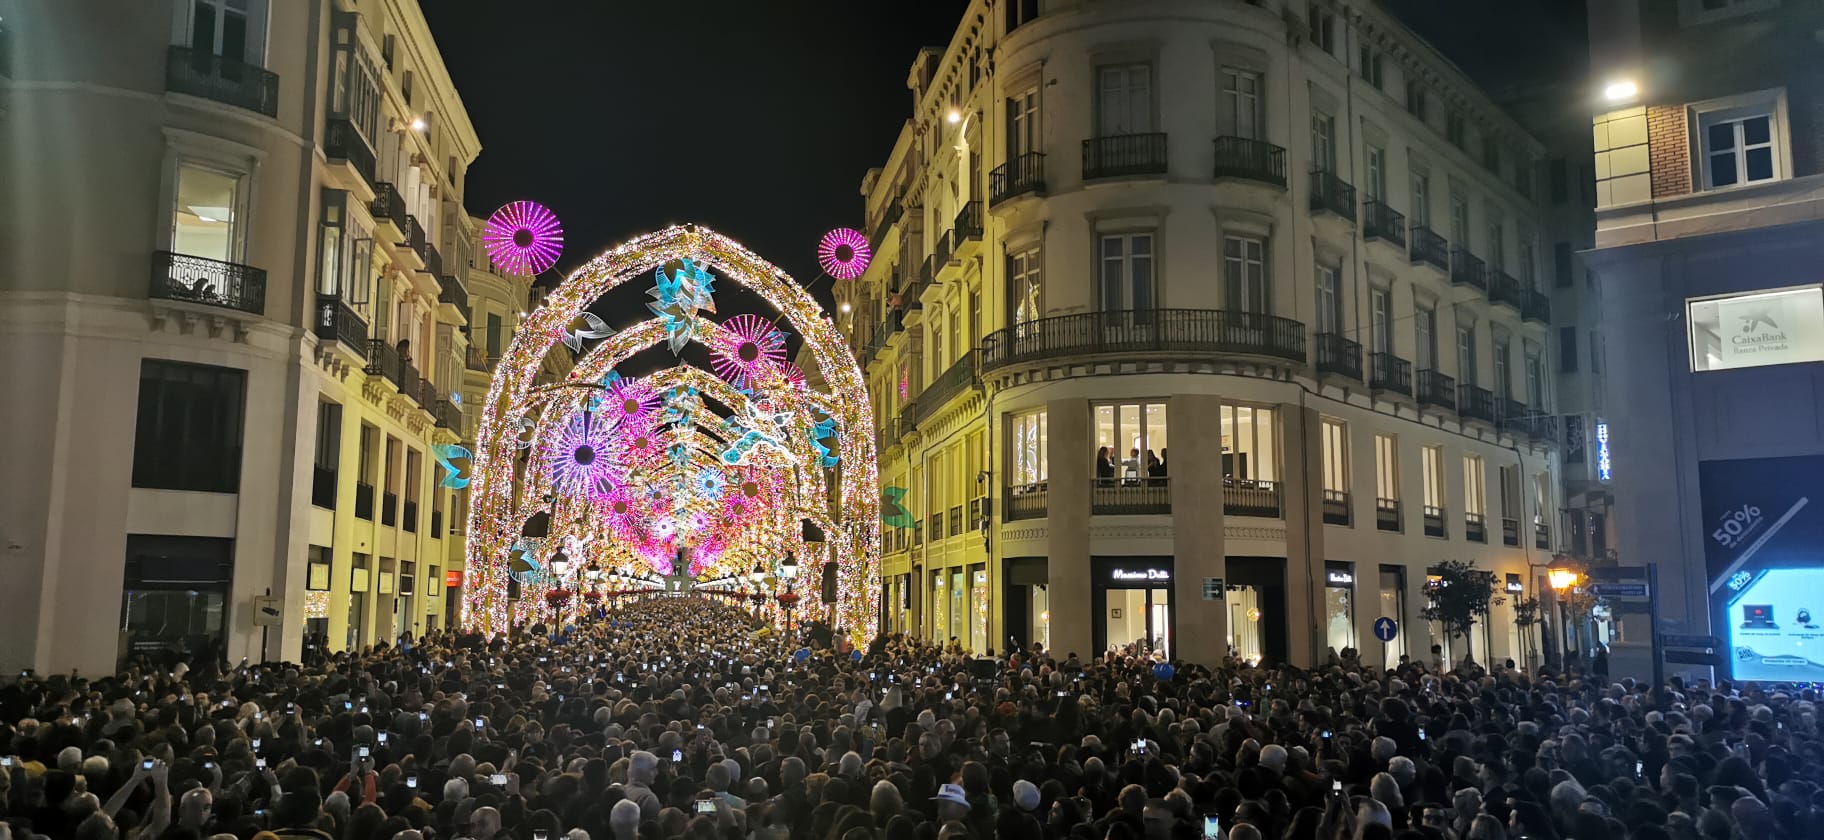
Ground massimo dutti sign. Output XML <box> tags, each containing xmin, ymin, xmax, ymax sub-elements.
<box><xmin>1689</xmin><ymin>286</ymin><xmax>1824</xmax><ymax>372</ymax></box>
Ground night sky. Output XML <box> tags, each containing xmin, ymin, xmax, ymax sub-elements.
<box><xmin>423</xmin><ymin>0</ymin><xmax>1585</xmax><ymax>339</ymax></box>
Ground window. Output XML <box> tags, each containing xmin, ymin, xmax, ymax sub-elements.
<box><xmin>968</xmin><ymin>289</ymin><xmax>982</xmax><ymax>348</ymax></box>
<box><xmin>1358</xmin><ymin>45</ymin><xmax>1383</xmax><ymax>89</ymax></box>
<box><xmin>1559</xmin><ymin>327</ymin><xmax>1579</xmax><ymax>373</ymax></box>
<box><xmin>317</xmin><ymin>190</ymin><xmax>346</xmax><ymax>296</ymax></box>
<box><xmin>358</xmin><ymin>423</ymin><xmax>379</xmax><ymax>484</ymax></box>
<box><xmin>1499</xmin><ymin>466</ymin><xmax>1520</xmax><ymax>519</ymax></box>
<box><xmin>1095</xmin><ymin>402</ymin><xmax>1169</xmax><ymax>483</ymax></box>
<box><xmin>486</xmin><ymin>313</ymin><xmax>503</xmax><ymax>360</ymax></box>
<box><xmin>1518</xmin><ymin>239</ymin><xmax>1536</xmax><ymax>290</ymax></box>
<box><xmin>1482</xmin><ymin>134</ymin><xmax>1501</xmax><ymax>174</ymax></box>
<box><xmin>1699</xmin><ymin>102</ymin><xmax>1779</xmax><ymax>189</ymax></box>
<box><xmin>1410</xmin><ymin>170</ymin><xmax>1431</xmax><ymax>228</ymax></box>
<box><xmin>1493</xmin><ymin>341</ymin><xmax>1512</xmax><ymax>400</ymax></box>
<box><xmin>1515</xmin><ymin>152</ymin><xmax>1534</xmax><ymax>198</ymax></box>
<box><xmin>1010</xmin><ymin>410</ymin><xmax>1048</xmax><ymax>489</ymax></box>
<box><xmin>1415</xmin><ymin>303</ymin><xmax>1436</xmax><ymax>370</ymax></box>
<box><xmin>1464</xmin><ymin>456</ymin><xmax>1486</xmax><ymax>517</ymax></box>
<box><xmin>132</xmin><ymin>360</ymin><xmax>247</xmax><ymax>493</ymax></box>
<box><xmin>1592</xmin><ymin>331</ymin><xmax>1604</xmax><ymax>373</ymax></box>
<box><xmin>1375</xmin><ymin>434</ymin><xmax>1399</xmax><ymax>502</ymax></box>
<box><xmin>1010</xmin><ymin>245</ymin><xmax>1043</xmax><ymax>330</ymax></box>
<box><xmin>1487</xmin><ymin>212</ymin><xmax>1505</xmax><ymax>270</ymax></box>
<box><xmin>1370</xmin><ymin>288</ymin><xmax>1392</xmax><ymax>354</ymax></box>
<box><xmin>1687</xmin><ymin>285</ymin><xmax>1824</xmax><ymax>371</ymax></box>
<box><xmin>328</xmin><ymin>13</ymin><xmax>381</xmax><ymax>140</ymax></box>
<box><xmin>1457</xmin><ymin>326</ymin><xmax>1476</xmax><ymax>385</ymax></box>
<box><xmin>1099</xmin><ymin>233</ymin><xmax>1154</xmax><ymax>312</ymax></box>
<box><xmin>931</xmin><ymin>304</ymin><xmax>946</xmax><ymax>366</ymax></box>
<box><xmin>381</xmin><ymin>34</ymin><xmax>394</xmax><ymax>69</ymax></box>
<box><xmin>1525</xmin><ymin>351</ymin><xmax>1544</xmax><ymax>406</ymax></box>
<box><xmin>401</xmin><ymin>70</ymin><xmax>415</xmax><ymax>107</ymax></box>
<box><xmin>172</xmin><ymin>163</ymin><xmax>242</xmax><ymax>263</ymax></box>
<box><xmin>1008</xmin><ymin>87</ymin><xmax>1039</xmax><ymax>157</ymax></box>
<box><xmin>181</xmin><ymin>0</ymin><xmax>267</xmax><ymax>64</ymax></box>
<box><xmin>1446</xmin><ymin>110</ymin><xmax>1466</xmax><ymax>148</ymax></box>
<box><xmin>1310</xmin><ymin>8</ymin><xmax>1337</xmax><ymax>55</ymax></box>
<box><xmin>947</xmin><ymin>295</ymin><xmax>964</xmax><ymax>364</ymax></box>
<box><xmin>1222</xmin><ymin>68</ymin><xmax>1262</xmax><ymax>140</ymax></box>
<box><xmin>1219</xmin><ymin>405</ymin><xmax>1276</xmax><ymax>481</ymax></box>
<box><xmin>1097</xmin><ymin>64</ymin><xmax>1152</xmax><ymax>135</ymax></box>
<box><xmin>1315</xmin><ymin>262</ymin><xmax>1341</xmax><ymax>335</ymax></box>
<box><xmin>1550</xmin><ymin>159</ymin><xmax>1569</xmax><ymax>203</ymax></box>
<box><xmin>1224</xmin><ymin>235</ymin><xmax>1267</xmax><ymax>313</ymax></box>
<box><xmin>1365</xmin><ymin>145</ymin><xmax>1386</xmax><ymax>201</ymax></box>
<box><xmin>1406</xmin><ymin>80</ymin><xmax>1427</xmax><ymax>120</ymax></box>
<box><xmin>1449</xmin><ymin>193</ymin><xmax>1470</xmax><ymax>248</ymax></box>
<box><xmin>1422</xmin><ymin>445</ymin><xmax>1446</xmax><ymax>511</ymax></box>
<box><xmin>1005</xmin><ymin>0</ymin><xmax>1039</xmax><ymax>32</ymax></box>
<box><xmin>1311</xmin><ymin>111</ymin><xmax>1336</xmax><ymax>172</ymax></box>
<box><xmin>1321</xmin><ymin>419</ymin><xmax>1348</xmax><ymax>493</ymax></box>
<box><xmin>315</xmin><ymin>401</ymin><xmax>342</xmax><ymax>472</ymax></box>
<box><xmin>1554</xmin><ymin>242</ymin><xmax>1574</xmax><ymax>288</ymax></box>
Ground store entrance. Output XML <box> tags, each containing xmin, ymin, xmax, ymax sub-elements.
<box><xmin>1091</xmin><ymin>558</ymin><xmax>1174</xmax><ymax>659</ymax></box>
<box><xmin>120</xmin><ymin>536</ymin><xmax>233</xmax><ymax>667</ymax></box>
<box><xmin>1226</xmin><ymin>556</ymin><xmax>1288</xmax><ymax>664</ymax></box>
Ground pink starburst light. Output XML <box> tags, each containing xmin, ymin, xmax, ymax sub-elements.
<box><xmin>482</xmin><ymin>201</ymin><xmax>564</xmax><ymax>276</ymax></box>
<box><xmin>602</xmin><ymin>377</ymin><xmax>658</xmax><ymax>427</ymax></box>
<box><xmin>711</xmin><ymin>315</ymin><xmax>787</xmax><ymax>390</ymax></box>
<box><xmin>817</xmin><ymin>227</ymin><xmax>871</xmax><ymax>280</ymax></box>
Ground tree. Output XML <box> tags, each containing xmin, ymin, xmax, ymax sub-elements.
<box><xmin>1421</xmin><ymin>559</ymin><xmax>1497</xmax><ymax>665</ymax></box>
<box><xmin>1512</xmin><ymin>596</ymin><xmax>1542</xmax><ymax>669</ymax></box>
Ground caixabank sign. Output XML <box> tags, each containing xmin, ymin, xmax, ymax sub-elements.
<box><xmin>1688</xmin><ymin>285</ymin><xmax>1824</xmax><ymax>372</ymax></box>
<box><xmin>1699</xmin><ymin>455</ymin><xmax>1824</xmax><ymax>681</ymax></box>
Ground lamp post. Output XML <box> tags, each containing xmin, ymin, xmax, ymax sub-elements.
<box><xmin>1548</xmin><ymin>556</ymin><xmax>1583</xmax><ymax>668</ymax></box>
<box><xmin>779</xmin><ymin>552</ymin><xmax>800</xmax><ymax>638</ymax></box>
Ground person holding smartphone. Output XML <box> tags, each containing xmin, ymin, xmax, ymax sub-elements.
<box><xmin>332</xmin><ymin>746</ymin><xmax>379</xmax><ymax>806</ymax></box>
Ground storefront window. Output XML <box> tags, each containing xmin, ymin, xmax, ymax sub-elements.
<box><xmin>1229</xmin><ymin>585</ymin><xmax>1265</xmax><ymax>664</ymax></box>
<box><xmin>1220</xmin><ymin>404</ymin><xmax>1279</xmax><ymax>481</ymax></box>
<box><xmin>1093</xmin><ymin>402</ymin><xmax>1168</xmax><ymax>483</ymax></box>
<box><xmin>1378</xmin><ymin>565</ymin><xmax>1407</xmax><ymax>670</ymax></box>
<box><xmin>970</xmin><ymin>565</ymin><xmax>989</xmax><ymax>653</ymax></box>
<box><xmin>949</xmin><ymin>569</ymin><xmax>966</xmax><ymax>647</ymax></box>
<box><xmin>931</xmin><ymin>570</ymin><xmax>948</xmax><ymax>644</ymax></box>
<box><xmin>1010</xmin><ymin>410</ymin><xmax>1048</xmax><ymax>490</ymax></box>
<box><xmin>1325</xmin><ymin>561</ymin><xmax>1356</xmax><ymax>655</ymax></box>
<box><xmin>1032</xmin><ymin>584</ymin><xmax>1051</xmax><ymax>652</ymax></box>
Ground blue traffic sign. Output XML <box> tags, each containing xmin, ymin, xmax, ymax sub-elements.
<box><xmin>1373</xmin><ymin>617</ymin><xmax>1399</xmax><ymax>642</ymax></box>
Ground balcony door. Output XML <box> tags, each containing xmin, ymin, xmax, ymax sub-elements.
<box><xmin>1457</xmin><ymin>326</ymin><xmax>1476</xmax><ymax>386</ymax></box>
<box><xmin>1097</xmin><ymin>65</ymin><xmax>1152</xmax><ymax>136</ymax></box>
<box><xmin>1315</xmin><ymin>263</ymin><xmax>1340</xmax><ymax>335</ymax></box>
<box><xmin>1099</xmin><ymin>233</ymin><xmax>1155</xmax><ymax>333</ymax></box>
<box><xmin>179</xmin><ymin>0</ymin><xmax>268</xmax><ymax>65</ymax></box>
<box><xmin>172</xmin><ymin>163</ymin><xmax>243</xmax><ymax>265</ymax></box>
<box><xmin>1370</xmin><ymin>288</ymin><xmax>1392</xmax><ymax>354</ymax></box>
<box><xmin>1415</xmin><ymin>305</ymin><xmax>1436</xmax><ymax>371</ymax></box>
<box><xmin>1008</xmin><ymin>87</ymin><xmax>1039</xmax><ymax>158</ymax></box>
<box><xmin>1221</xmin><ymin>68</ymin><xmax>1262</xmax><ymax>140</ymax></box>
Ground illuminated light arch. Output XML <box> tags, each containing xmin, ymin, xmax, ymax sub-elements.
<box><xmin>464</xmin><ymin>225</ymin><xmax>879</xmax><ymax>645</ymax></box>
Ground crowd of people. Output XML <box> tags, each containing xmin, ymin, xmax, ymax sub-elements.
<box><xmin>0</xmin><ymin>595</ymin><xmax>1819</xmax><ymax>840</ymax></box>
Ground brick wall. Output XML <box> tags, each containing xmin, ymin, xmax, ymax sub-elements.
<box><xmin>1647</xmin><ymin>105</ymin><xmax>1690</xmax><ymax>199</ymax></box>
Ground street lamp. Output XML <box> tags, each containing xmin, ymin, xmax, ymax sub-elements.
<box><xmin>1548</xmin><ymin>556</ymin><xmax>1583</xmax><ymax>667</ymax></box>
<box><xmin>778</xmin><ymin>553</ymin><xmax>800</xmax><ymax>638</ymax></box>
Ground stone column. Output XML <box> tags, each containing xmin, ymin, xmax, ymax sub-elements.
<box><xmin>1046</xmin><ymin>398</ymin><xmax>1092</xmax><ymax>659</ymax></box>
<box><xmin>1281</xmin><ymin>401</ymin><xmax>1325</xmax><ymax>667</ymax></box>
<box><xmin>1172</xmin><ymin>394</ymin><xmax>1228</xmax><ymax>667</ymax></box>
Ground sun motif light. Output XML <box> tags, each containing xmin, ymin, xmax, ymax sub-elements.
<box><xmin>544</xmin><ymin>409</ymin><xmax>616</xmax><ymax>495</ymax></box>
<box><xmin>482</xmin><ymin>201</ymin><xmax>565</xmax><ymax>276</ymax></box>
<box><xmin>817</xmin><ymin>227</ymin><xmax>872</xmax><ymax>280</ymax></box>
<box><xmin>711</xmin><ymin>315</ymin><xmax>788</xmax><ymax>390</ymax></box>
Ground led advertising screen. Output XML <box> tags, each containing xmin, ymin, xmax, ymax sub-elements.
<box><xmin>1699</xmin><ymin>455</ymin><xmax>1824</xmax><ymax>682</ymax></box>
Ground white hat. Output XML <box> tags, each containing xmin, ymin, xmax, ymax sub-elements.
<box><xmin>1012</xmin><ymin>779</ymin><xmax>1041</xmax><ymax>811</ymax></box>
<box><xmin>931</xmin><ymin>783</ymin><xmax>970</xmax><ymax>808</ymax></box>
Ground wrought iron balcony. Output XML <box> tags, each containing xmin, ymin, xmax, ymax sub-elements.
<box><xmin>990</xmin><ymin>152</ymin><xmax>1046</xmax><ymax>205</ymax></box>
<box><xmin>324</xmin><ymin>118</ymin><xmax>377</xmax><ymax>188</ymax></box>
<box><xmin>1093</xmin><ymin>478</ymin><xmax>1171</xmax><ymax>515</ymax></box>
<box><xmin>872</xmin><ymin>201</ymin><xmax>903</xmax><ymax>247</ymax></box>
<box><xmin>1224</xmin><ymin>478</ymin><xmax>1281</xmax><ymax>518</ymax></box>
<box><xmin>953</xmin><ymin>201</ymin><xmax>983</xmax><ymax>244</ymax></box>
<box><xmin>164</xmin><ymin>45</ymin><xmax>278</xmax><ymax>117</ymax></box>
<box><xmin>1416</xmin><ymin>368</ymin><xmax>1457</xmax><ymax>410</ymax></box>
<box><xmin>1410</xmin><ymin>226</ymin><xmax>1450</xmax><ymax>272</ymax></box>
<box><xmin>367</xmin><ymin>338</ymin><xmax>419</xmax><ymax>397</ymax></box>
<box><xmin>1212</xmin><ymin>137</ymin><xmax>1287</xmax><ymax>187</ymax></box>
<box><xmin>1322</xmin><ymin>490</ymin><xmax>1351</xmax><ymax>526</ymax></box>
<box><xmin>1376</xmin><ymin>498</ymin><xmax>1401</xmax><ymax>532</ymax></box>
<box><xmin>906</xmin><ymin>351</ymin><xmax>979</xmax><ymax>426</ymax></box>
<box><xmin>1489</xmin><ymin>271</ymin><xmax>1524</xmax><ymax>310</ymax></box>
<box><xmin>1423</xmin><ymin>505</ymin><xmax>1447</xmax><ymax>537</ymax></box>
<box><xmin>1459</xmin><ymin>383</ymin><xmax>1499</xmax><ymax>423</ymax></box>
<box><xmin>150</xmin><ymin>251</ymin><xmax>267</xmax><ymax>315</ymax></box>
<box><xmin>1362</xmin><ymin>200</ymin><xmax>1406</xmax><ymax>247</ymax></box>
<box><xmin>1315</xmin><ymin>332</ymin><xmax>1362</xmax><ymax>380</ymax></box>
<box><xmin>980</xmin><ymin>309</ymin><xmax>1306</xmax><ymax>371</ymax></box>
<box><xmin>371</xmin><ymin>183</ymin><xmax>408</xmax><ymax>236</ymax></box>
<box><xmin>421</xmin><ymin>242</ymin><xmax>443</xmax><ymax>277</ymax></box>
<box><xmin>1005</xmin><ymin>483</ymin><xmax>1048</xmax><ymax>521</ymax></box>
<box><xmin>467</xmin><ymin>346</ymin><xmax>495</xmax><ymax>372</ymax></box>
<box><xmin>403</xmin><ymin>215</ymin><xmax>431</xmax><ymax>264</ymax></box>
<box><xmin>439</xmin><ymin>274</ymin><xmax>470</xmax><ymax>322</ymax></box>
<box><xmin>1309</xmin><ymin>169</ymin><xmax>1357</xmax><ymax>222</ymax></box>
<box><xmin>1523</xmin><ymin>289</ymin><xmax>1551</xmax><ymax>324</ymax></box>
<box><xmin>1083</xmin><ymin>133</ymin><xmax>1168</xmax><ymax>179</ymax></box>
<box><xmin>1368</xmin><ymin>352</ymin><xmax>1412</xmax><ymax>396</ymax></box>
<box><xmin>314</xmin><ymin>294</ymin><xmax>369</xmax><ymax>359</ymax></box>
<box><xmin>1450</xmin><ymin>249</ymin><xmax>1488</xmax><ymax>292</ymax></box>
<box><xmin>434</xmin><ymin>397</ymin><xmax>461</xmax><ymax>430</ymax></box>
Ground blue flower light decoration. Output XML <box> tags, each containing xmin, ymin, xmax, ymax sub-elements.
<box><xmin>647</xmin><ymin>258</ymin><xmax>718</xmax><ymax>354</ymax></box>
<box><xmin>809</xmin><ymin>416</ymin><xmax>840</xmax><ymax>468</ymax></box>
<box><xmin>433</xmin><ymin>443</ymin><xmax>472</xmax><ymax>489</ymax></box>
<box><xmin>695</xmin><ymin>467</ymin><xmax>727</xmax><ymax>500</ymax></box>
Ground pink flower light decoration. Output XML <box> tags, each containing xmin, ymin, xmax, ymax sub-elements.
<box><xmin>711</xmin><ymin>315</ymin><xmax>788</xmax><ymax>390</ymax></box>
<box><xmin>602</xmin><ymin>376</ymin><xmax>657</xmax><ymax>428</ymax></box>
<box><xmin>482</xmin><ymin>201</ymin><xmax>564</xmax><ymax>276</ymax></box>
<box><xmin>817</xmin><ymin>228</ymin><xmax>871</xmax><ymax>280</ymax></box>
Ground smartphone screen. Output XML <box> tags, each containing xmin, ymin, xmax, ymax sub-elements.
<box><xmin>489</xmin><ymin>774</ymin><xmax>507</xmax><ymax>786</ymax></box>
<box><xmin>358</xmin><ymin>746</ymin><xmax>370</xmax><ymax>758</ymax></box>
<box><xmin>256</xmin><ymin>758</ymin><xmax>266</xmax><ymax>769</ymax></box>
<box><xmin>408</xmin><ymin>777</ymin><xmax>418</xmax><ymax>789</ymax></box>
<box><xmin>1204</xmin><ymin>815</ymin><xmax>1220</xmax><ymax>839</ymax></box>
<box><xmin>377</xmin><ymin>732</ymin><xmax>388</xmax><ymax>744</ymax></box>
<box><xmin>142</xmin><ymin>759</ymin><xmax>155</xmax><ymax>771</ymax></box>
<box><xmin>672</xmin><ymin>749</ymin><xmax>683</xmax><ymax>763</ymax></box>
<box><xmin>1333</xmin><ymin>780</ymin><xmax>1343</xmax><ymax>793</ymax></box>
<box><xmin>695</xmin><ymin>800</ymin><xmax>716</xmax><ymax>814</ymax></box>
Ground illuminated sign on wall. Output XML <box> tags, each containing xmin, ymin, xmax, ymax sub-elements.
<box><xmin>1688</xmin><ymin>285</ymin><xmax>1824</xmax><ymax>371</ymax></box>
<box><xmin>1111</xmin><ymin>568</ymin><xmax>1171</xmax><ymax>581</ymax></box>
<box><xmin>1596</xmin><ymin>422</ymin><xmax>1612</xmax><ymax>481</ymax></box>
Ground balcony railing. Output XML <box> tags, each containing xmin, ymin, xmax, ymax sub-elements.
<box><xmin>367</xmin><ymin>339</ymin><xmax>421</xmax><ymax>398</ymax></box>
<box><xmin>1376</xmin><ymin>498</ymin><xmax>1401</xmax><ymax>532</ymax></box>
<box><xmin>953</xmin><ymin>201</ymin><xmax>983</xmax><ymax>244</ymax></box>
<box><xmin>1524</xmin><ymin>289</ymin><xmax>1551</xmax><ymax>324</ymax></box>
<box><xmin>1459</xmin><ymin>384</ymin><xmax>1499</xmax><ymax>423</ymax></box>
<box><xmin>439</xmin><ymin>274</ymin><xmax>470</xmax><ymax>320</ymax></box>
<box><xmin>422</xmin><ymin>243</ymin><xmax>443</xmax><ymax>277</ymax></box>
<box><xmin>1490</xmin><ymin>271</ymin><xmax>1524</xmax><ymax>310</ymax></box>
<box><xmin>371</xmin><ymin>183</ymin><xmax>408</xmax><ymax>234</ymax></box>
<box><xmin>1005</xmin><ymin>484</ymin><xmax>1048</xmax><ymax>521</ymax></box>
<box><xmin>907</xmin><ymin>351</ymin><xmax>978</xmax><ymax>426</ymax></box>
<box><xmin>433</xmin><ymin>397</ymin><xmax>461</xmax><ymax>430</ymax></box>
<box><xmin>1093</xmin><ymin>478</ymin><xmax>1171</xmax><ymax>515</ymax></box>
<box><xmin>1225</xmin><ymin>478</ymin><xmax>1281</xmax><ymax>517</ymax></box>
<box><xmin>1416</xmin><ymin>369</ymin><xmax>1456</xmax><ymax>410</ymax></box>
<box><xmin>1535</xmin><ymin>520</ymin><xmax>1551</xmax><ymax>549</ymax></box>
<box><xmin>324</xmin><ymin>118</ymin><xmax>377</xmax><ymax>188</ymax></box>
<box><xmin>1450</xmin><ymin>249</ymin><xmax>1488</xmax><ymax>292</ymax></box>
<box><xmin>467</xmin><ymin>346</ymin><xmax>495</xmax><ymax>372</ymax></box>
<box><xmin>354</xmin><ymin>482</ymin><xmax>375</xmax><ymax>520</ymax></box>
<box><xmin>1465</xmin><ymin>512</ymin><xmax>1487</xmax><ymax>543</ymax></box>
<box><xmin>314</xmin><ymin>295</ymin><xmax>370</xmax><ymax>360</ymax></box>
<box><xmin>1502</xmin><ymin>517</ymin><xmax>1521</xmax><ymax>547</ymax></box>
<box><xmin>1362</xmin><ymin>200</ymin><xmax>1406</xmax><ymax>247</ymax></box>
<box><xmin>1423</xmin><ymin>505</ymin><xmax>1446</xmax><ymax>537</ymax></box>
<box><xmin>312</xmin><ymin>466</ymin><xmax>337</xmax><ymax>509</ymax></box>
<box><xmin>1322</xmin><ymin>490</ymin><xmax>1351</xmax><ymax>526</ymax></box>
<box><xmin>1084</xmin><ymin>133</ymin><xmax>1168</xmax><ymax>179</ymax></box>
<box><xmin>403</xmin><ymin>215</ymin><xmax>431</xmax><ymax>264</ymax></box>
<box><xmin>1368</xmin><ymin>352</ymin><xmax>1412</xmax><ymax>396</ymax></box>
<box><xmin>381</xmin><ymin>492</ymin><xmax>399</xmax><ymax>527</ymax></box>
<box><xmin>990</xmin><ymin>152</ymin><xmax>1047</xmax><ymax>205</ymax></box>
<box><xmin>164</xmin><ymin>45</ymin><xmax>278</xmax><ymax>117</ymax></box>
<box><xmin>872</xmin><ymin>201</ymin><xmax>903</xmax><ymax>246</ymax></box>
<box><xmin>1410</xmin><ymin>226</ymin><xmax>1450</xmax><ymax>272</ymax></box>
<box><xmin>1309</xmin><ymin>169</ymin><xmax>1357</xmax><ymax>222</ymax></box>
<box><xmin>1315</xmin><ymin>333</ymin><xmax>1362</xmax><ymax>380</ymax></box>
<box><xmin>150</xmin><ymin>251</ymin><xmax>267</xmax><ymax>315</ymax></box>
<box><xmin>981</xmin><ymin>309</ymin><xmax>1306</xmax><ymax>371</ymax></box>
<box><xmin>1212</xmin><ymin>136</ymin><xmax>1287</xmax><ymax>187</ymax></box>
